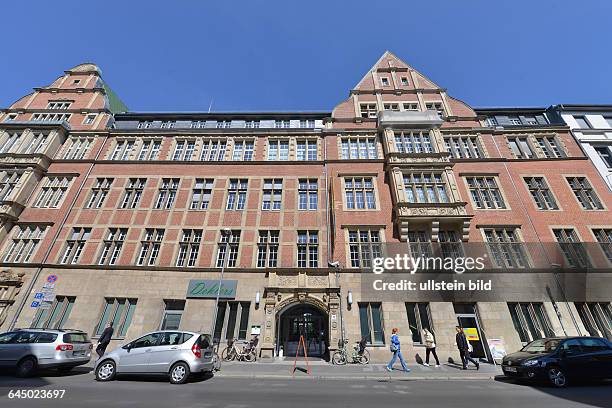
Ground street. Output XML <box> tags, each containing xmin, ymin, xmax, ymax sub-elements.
<box><xmin>0</xmin><ymin>368</ymin><xmax>610</xmax><ymax>408</ymax></box>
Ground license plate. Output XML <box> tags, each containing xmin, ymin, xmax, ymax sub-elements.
<box><xmin>504</xmin><ymin>366</ymin><xmax>517</xmax><ymax>372</ymax></box>
<box><xmin>73</xmin><ymin>351</ymin><xmax>86</xmax><ymax>356</ymax></box>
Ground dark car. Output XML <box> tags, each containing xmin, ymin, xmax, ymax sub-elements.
<box><xmin>502</xmin><ymin>337</ymin><xmax>612</xmax><ymax>387</ymax></box>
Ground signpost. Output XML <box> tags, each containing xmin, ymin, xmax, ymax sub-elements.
<box><xmin>186</xmin><ymin>279</ymin><xmax>237</xmax><ymax>299</ymax></box>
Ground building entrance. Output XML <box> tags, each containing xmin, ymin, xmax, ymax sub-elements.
<box><xmin>277</xmin><ymin>305</ymin><xmax>328</xmax><ymax>359</ymax></box>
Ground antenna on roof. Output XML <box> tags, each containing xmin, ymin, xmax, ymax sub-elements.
<box><xmin>208</xmin><ymin>98</ymin><xmax>214</xmax><ymax>113</ymax></box>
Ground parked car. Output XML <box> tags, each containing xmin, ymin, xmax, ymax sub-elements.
<box><xmin>0</xmin><ymin>328</ymin><xmax>92</xmax><ymax>377</ymax></box>
<box><xmin>502</xmin><ymin>336</ymin><xmax>612</xmax><ymax>387</ymax></box>
<box><xmin>94</xmin><ymin>330</ymin><xmax>214</xmax><ymax>384</ymax></box>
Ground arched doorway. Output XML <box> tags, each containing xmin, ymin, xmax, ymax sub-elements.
<box><xmin>277</xmin><ymin>304</ymin><xmax>328</xmax><ymax>359</ymax></box>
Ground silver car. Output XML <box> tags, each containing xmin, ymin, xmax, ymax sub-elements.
<box><xmin>94</xmin><ymin>330</ymin><xmax>214</xmax><ymax>384</ymax></box>
<box><xmin>0</xmin><ymin>329</ymin><xmax>92</xmax><ymax>377</ymax></box>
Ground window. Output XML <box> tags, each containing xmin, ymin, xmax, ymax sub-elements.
<box><xmin>507</xmin><ymin>137</ymin><xmax>534</xmax><ymax>159</ymax></box>
<box><xmin>486</xmin><ymin>117</ymin><xmax>498</xmax><ymax>127</ymax></box>
<box><xmin>32</xmin><ymin>176</ymin><xmax>71</xmax><ymax>208</ymax></box>
<box><xmin>297</xmin><ymin>231</ymin><xmax>318</xmax><ymax>267</ymax></box>
<box><xmin>403</xmin><ymin>172</ymin><xmax>449</xmax><ymax>203</ymax></box>
<box><xmin>405</xmin><ymin>303</ymin><xmax>432</xmax><ymax>344</ymax></box>
<box><xmin>444</xmin><ymin>136</ymin><xmax>482</xmax><ymax>159</ymax></box>
<box><xmin>257</xmin><ymin>230</ymin><xmax>279</xmax><ymax>267</ymax></box>
<box><xmin>62</xmin><ymin>137</ymin><xmax>92</xmax><ymax>159</ymax></box>
<box><xmin>383</xmin><ymin>103</ymin><xmax>399</xmax><ymax>111</ymax></box>
<box><xmin>407</xmin><ymin>231</ymin><xmax>432</xmax><ymax>258</ymax></box>
<box><xmin>348</xmin><ymin>229</ymin><xmax>381</xmax><ymax>268</ymax></box>
<box><xmin>575</xmin><ymin>302</ymin><xmax>612</xmax><ymax>338</ymax></box>
<box><xmin>344</xmin><ymin>177</ymin><xmax>376</xmax><ymax>209</ymax></box>
<box><xmin>213</xmin><ymin>301</ymin><xmax>250</xmax><ymax>342</ymax></box>
<box><xmin>200</xmin><ymin>140</ymin><xmax>227</xmax><ymax>161</ymax></box>
<box><xmin>536</xmin><ymin>136</ymin><xmax>565</xmax><ymax>158</ymax></box>
<box><xmin>216</xmin><ymin>120</ymin><xmax>231</xmax><ymax>129</ymax></box>
<box><xmin>359</xmin><ymin>303</ymin><xmax>384</xmax><ymax>345</ymax></box>
<box><xmin>245</xmin><ymin>120</ymin><xmax>260</xmax><ymax>129</ymax></box>
<box><xmin>267</xmin><ymin>140</ymin><xmax>289</xmax><ymax>161</ymax></box>
<box><xmin>524</xmin><ymin>116</ymin><xmax>538</xmax><ymax>125</ymax></box>
<box><xmin>226</xmin><ymin>179</ymin><xmax>248</xmax><ymax>210</ymax></box>
<box><xmin>232</xmin><ymin>140</ymin><xmax>254</xmax><ymax>161</ymax></box>
<box><xmin>86</xmin><ymin>178</ymin><xmax>113</xmax><ymax>209</ymax></box>
<box><xmin>566</xmin><ymin>176</ymin><xmax>603</xmax><ymax>210</ymax></box>
<box><xmin>98</xmin><ymin>228</ymin><xmax>127</xmax><ymax>265</ymax></box>
<box><xmin>524</xmin><ymin>177</ymin><xmax>558</xmax><ymax>210</ymax></box>
<box><xmin>24</xmin><ymin>132</ymin><xmax>49</xmax><ymax>154</ymax></box>
<box><xmin>95</xmin><ymin>298</ymin><xmax>137</xmax><ymax>338</ymax></box>
<box><xmin>439</xmin><ymin>230</ymin><xmax>463</xmax><ymax>259</ymax></box>
<box><xmin>0</xmin><ymin>171</ymin><xmax>21</xmax><ymax>202</ymax></box>
<box><xmin>466</xmin><ymin>176</ymin><xmax>506</xmax><ymax>209</ymax></box>
<box><xmin>425</xmin><ymin>102</ymin><xmax>444</xmax><ymax>116</ymax></box>
<box><xmin>176</xmin><ymin>229</ymin><xmax>202</xmax><ymax>267</ymax></box>
<box><xmin>2</xmin><ymin>225</ymin><xmax>47</xmax><ymax>263</ymax></box>
<box><xmin>262</xmin><ymin>179</ymin><xmax>283</xmax><ymax>210</ymax></box>
<box><xmin>400</xmin><ymin>77</ymin><xmax>409</xmax><ymax>86</ymax></box>
<box><xmin>299</xmin><ymin>119</ymin><xmax>315</xmax><ymax>128</ymax></box>
<box><xmin>137</xmin><ymin>121</ymin><xmax>153</xmax><ymax>129</ymax></box>
<box><xmin>297</xmin><ymin>140</ymin><xmax>317</xmax><ymax>161</ymax></box>
<box><xmin>394</xmin><ymin>130</ymin><xmax>434</xmax><ymax>153</ymax></box>
<box><xmin>593</xmin><ymin>228</ymin><xmax>612</xmax><ymax>263</ymax></box>
<box><xmin>137</xmin><ymin>140</ymin><xmax>161</xmax><ymax>160</ymax></box>
<box><xmin>191</xmin><ymin>179</ymin><xmax>213</xmax><ymax>209</ymax></box>
<box><xmin>137</xmin><ymin>229</ymin><xmax>164</xmax><ymax>266</ymax></box>
<box><xmin>154</xmin><ymin>178</ymin><xmax>180</xmax><ymax>209</ymax></box>
<box><xmin>402</xmin><ymin>102</ymin><xmax>419</xmax><ymax>111</ymax></box>
<box><xmin>359</xmin><ymin>103</ymin><xmax>378</xmax><ymax>119</ymax></box>
<box><xmin>190</xmin><ymin>120</ymin><xmax>204</xmax><ymax>128</ymax></box>
<box><xmin>274</xmin><ymin>120</ymin><xmax>290</xmax><ymax>129</ymax></box>
<box><xmin>508</xmin><ymin>116</ymin><xmax>521</xmax><ymax>125</ymax></box>
<box><xmin>31</xmin><ymin>296</ymin><xmax>75</xmax><ymax>329</ymax></box>
<box><xmin>483</xmin><ymin>228</ymin><xmax>528</xmax><ymax>268</ymax></box>
<box><xmin>0</xmin><ymin>132</ymin><xmax>21</xmax><ymax>153</ymax></box>
<box><xmin>216</xmin><ymin>230</ymin><xmax>241</xmax><ymax>268</ymax></box>
<box><xmin>553</xmin><ymin>228</ymin><xmax>591</xmax><ymax>268</ymax></box>
<box><xmin>298</xmin><ymin>179</ymin><xmax>318</xmax><ymax>210</ymax></box>
<box><xmin>60</xmin><ymin>227</ymin><xmax>91</xmax><ymax>264</ymax></box>
<box><xmin>5</xmin><ymin>113</ymin><xmax>17</xmax><ymax>121</ymax></box>
<box><xmin>172</xmin><ymin>140</ymin><xmax>196</xmax><ymax>161</ymax></box>
<box><xmin>83</xmin><ymin>114</ymin><xmax>97</xmax><ymax>125</ymax></box>
<box><xmin>594</xmin><ymin>146</ymin><xmax>612</xmax><ymax>168</ymax></box>
<box><xmin>160</xmin><ymin>120</ymin><xmax>175</xmax><ymax>129</ymax></box>
<box><xmin>574</xmin><ymin>116</ymin><xmax>591</xmax><ymax>129</ymax></box>
<box><xmin>31</xmin><ymin>113</ymin><xmax>71</xmax><ymax>122</ymax></box>
<box><xmin>46</xmin><ymin>101</ymin><xmax>72</xmax><ymax>110</ymax></box>
<box><xmin>341</xmin><ymin>137</ymin><xmax>378</xmax><ymax>159</ymax></box>
<box><xmin>381</xmin><ymin>77</ymin><xmax>389</xmax><ymax>87</ymax></box>
<box><xmin>508</xmin><ymin>302</ymin><xmax>554</xmax><ymax>343</ymax></box>
<box><xmin>160</xmin><ymin>300</ymin><xmax>185</xmax><ymax>330</ymax></box>
<box><xmin>120</xmin><ymin>178</ymin><xmax>146</xmax><ymax>209</ymax></box>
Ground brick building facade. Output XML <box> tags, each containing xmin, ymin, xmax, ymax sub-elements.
<box><xmin>1</xmin><ymin>53</ymin><xmax>611</xmax><ymax>363</ymax></box>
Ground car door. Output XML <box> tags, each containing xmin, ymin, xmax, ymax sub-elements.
<box><xmin>0</xmin><ymin>332</ymin><xmax>17</xmax><ymax>366</ymax></box>
<box><xmin>118</xmin><ymin>332</ymin><xmax>162</xmax><ymax>373</ymax></box>
<box><xmin>578</xmin><ymin>338</ymin><xmax>612</xmax><ymax>379</ymax></box>
<box><xmin>559</xmin><ymin>339</ymin><xmax>588</xmax><ymax>378</ymax></box>
<box><xmin>147</xmin><ymin>332</ymin><xmax>189</xmax><ymax>373</ymax></box>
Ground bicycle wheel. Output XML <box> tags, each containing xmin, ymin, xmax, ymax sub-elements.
<box><xmin>222</xmin><ymin>347</ymin><xmax>235</xmax><ymax>361</ymax></box>
<box><xmin>243</xmin><ymin>350</ymin><xmax>256</xmax><ymax>362</ymax></box>
<box><xmin>332</xmin><ymin>351</ymin><xmax>347</xmax><ymax>365</ymax></box>
<box><xmin>358</xmin><ymin>353</ymin><xmax>369</xmax><ymax>365</ymax></box>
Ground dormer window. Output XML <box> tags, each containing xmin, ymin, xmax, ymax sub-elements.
<box><xmin>508</xmin><ymin>116</ymin><xmax>521</xmax><ymax>126</ymax></box>
<box><xmin>245</xmin><ymin>120</ymin><xmax>260</xmax><ymax>129</ymax></box>
<box><xmin>425</xmin><ymin>102</ymin><xmax>444</xmax><ymax>116</ymax></box>
<box><xmin>137</xmin><ymin>121</ymin><xmax>153</xmax><ymax>129</ymax></box>
<box><xmin>524</xmin><ymin>116</ymin><xmax>538</xmax><ymax>125</ymax></box>
<box><xmin>47</xmin><ymin>101</ymin><xmax>72</xmax><ymax>110</ymax></box>
<box><xmin>6</xmin><ymin>114</ymin><xmax>17</xmax><ymax>121</ymax></box>
<box><xmin>486</xmin><ymin>117</ymin><xmax>498</xmax><ymax>127</ymax></box>
<box><xmin>216</xmin><ymin>120</ymin><xmax>231</xmax><ymax>129</ymax></box>
<box><xmin>383</xmin><ymin>103</ymin><xmax>400</xmax><ymax>112</ymax></box>
<box><xmin>400</xmin><ymin>77</ymin><xmax>409</xmax><ymax>86</ymax></box>
<box><xmin>381</xmin><ymin>77</ymin><xmax>390</xmax><ymax>87</ymax></box>
<box><xmin>274</xmin><ymin>120</ymin><xmax>290</xmax><ymax>129</ymax></box>
<box><xmin>73</xmin><ymin>79</ymin><xmax>81</xmax><ymax>85</ymax></box>
<box><xmin>160</xmin><ymin>121</ymin><xmax>176</xmax><ymax>129</ymax></box>
<box><xmin>359</xmin><ymin>103</ymin><xmax>378</xmax><ymax>119</ymax></box>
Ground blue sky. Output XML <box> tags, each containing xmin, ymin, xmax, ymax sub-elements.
<box><xmin>2</xmin><ymin>1</ymin><xmax>611</xmax><ymax>112</ymax></box>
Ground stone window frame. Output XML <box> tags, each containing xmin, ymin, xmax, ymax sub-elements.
<box><xmin>479</xmin><ymin>226</ymin><xmax>531</xmax><ymax>269</ymax></box>
<box><xmin>190</xmin><ymin>178</ymin><xmax>214</xmax><ymax>210</ymax></box>
<box><xmin>31</xmin><ymin>295</ymin><xmax>76</xmax><ymax>329</ymax></box>
<box><xmin>266</xmin><ymin>138</ymin><xmax>290</xmax><ymax>161</ymax></box>
<box><xmin>256</xmin><ymin>230</ymin><xmax>280</xmax><ymax>268</ymax></box>
<box><xmin>298</xmin><ymin>178</ymin><xmax>318</xmax><ymax>210</ymax></box>
<box><xmin>400</xmin><ymin>76</ymin><xmax>409</xmax><ymax>86</ymax></box>
<box><xmin>60</xmin><ymin>136</ymin><xmax>93</xmax><ymax>160</ymax></box>
<box><xmin>590</xmin><ymin>226</ymin><xmax>612</xmax><ymax>265</ymax></box>
<box><xmin>2</xmin><ymin>224</ymin><xmax>48</xmax><ymax>263</ymax></box>
<box><xmin>175</xmin><ymin>229</ymin><xmax>203</xmax><ymax>267</ymax></box>
<box><xmin>443</xmin><ymin>134</ymin><xmax>485</xmax><ymax>159</ymax></box>
<box><xmin>46</xmin><ymin>101</ymin><xmax>73</xmax><ymax>110</ymax></box>
<box><xmin>401</xmin><ymin>171</ymin><xmax>451</xmax><ymax>204</ymax></box>
<box><xmin>109</xmin><ymin>138</ymin><xmax>136</xmax><ymax>160</ymax></box>
<box><xmin>340</xmin><ymin>174</ymin><xmax>380</xmax><ymax>211</ymax></box>
<box><xmin>394</xmin><ymin>129</ymin><xmax>435</xmax><ymax>154</ymax></box>
<box><xmin>200</xmin><ymin>138</ymin><xmax>227</xmax><ymax>161</ymax></box>
<box><xmin>297</xmin><ymin>230</ymin><xmax>319</xmax><ymax>268</ymax></box>
<box><xmin>59</xmin><ymin>227</ymin><xmax>91</xmax><ymax>264</ymax></box>
<box><xmin>225</xmin><ymin>178</ymin><xmax>248</xmax><ymax>211</ymax></box>
<box><xmin>136</xmin><ymin>228</ymin><xmax>165</xmax><ymax>266</ymax></box>
<box><xmin>424</xmin><ymin>101</ymin><xmax>445</xmax><ymax>116</ymax></box>
<box><xmin>0</xmin><ymin>169</ymin><xmax>22</xmax><ymax>202</ymax></box>
<box><xmin>82</xmin><ymin>113</ymin><xmax>97</xmax><ymax>125</ymax></box>
<box><xmin>550</xmin><ymin>226</ymin><xmax>592</xmax><ymax>268</ymax></box>
<box><xmin>507</xmin><ymin>302</ymin><xmax>555</xmax><ymax>344</ymax></box>
<box><xmin>94</xmin><ymin>297</ymin><xmax>138</xmax><ymax>339</ymax></box>
<box><xmin>342</xmin><ymin>226</ymin><xmax>385</xmax><ymax>268</ymax></box>
<box><xmin>358</xmin><ymin>302</ymin><xmax>385</xmax><ymax>346</ymax></box>
<box><xmin>296</xmin><ymin>138</ymin><xmax>319</xmax><ymax>161</ymax></box>
<box><xmin>506</xmin><ymin>133</ymin><xmax>568</xmax><ymax>160</ymax></box>
<box><xmin>97</xmin><ymin>227</ymin><xmax>128</xmax><ymax>266</ymax></box>
<box><xmin>339</xmin><ymin>135</ymin><xmax>379</xmax><ymax>160</ymax></box>
<box><xmin>231</xmin><ymin>138</ymin><xmax>255</xmax><ymax>161</ymax></box>
<box><xmin>261</xmin><ymin>178</ymin><xmax>283</xmax><ymax>211</ymax></box>
<box><xmin>359</xmin><ymin>102</ymin><xmax>378</xmax><ymax>119</ymax></box>
<box><xmin>521</xmin><ymin>175</ymin><xmax>561</xmax><ymax>211</ymax></box>
<box><xmin>216</xmin><ymin>230</ymin><xmax>241</xmax><ymax>268</ymax></box>
<box><xmin>119</xmin><ymin>178</ymin><xmax>147</xmax><ymax>209</ymax></box>
<box><xmin>31</xmin><ymin>174</ymin><xmax>73</xmax><ymax>209</ymax></box>
<box><xmin>463</xmin><ymin>174</ymin><xmax>509</xmax><ymax>211</ymax></box>
<box><xmin>380</xmin><ymin>76</ymin><xmax>390</xmax><ymax>87</ymax></box>
<box><xmin>563</xmin><ymin>174</ymin><xmax>606</xmax><ymax>211</ymax></box>
<box><xmin>170</xmin><ymin>138</ymin><xmax>197</xmax><ymax>161</ymax></box>
<box><xmin>136</xmin><ymin>138</ymin><xmax>162</xmax><ymax>161</ymax></box>
<box><xmin>153</xmin><ymin>178</ymin><xmax>180</xmax><ymax>210</ymax></box>
<box><xmin>85</xmin><ymin>177</ymin><xmax>113</xmax><ymax>209</ymax></box>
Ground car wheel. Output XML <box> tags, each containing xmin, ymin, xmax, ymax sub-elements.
<box><xmin>547</xmin><ymin>366</ymin><xmax>568</xmax><ymax>388</ymax></box>
<box><xmin>95</xmin><ymin>360</ymin><xmax>116</xmax><ymax>382</ymax></box>
<box><xmin>16</xmin><ymin>357</ymin><xmax>37</xmax><ymax>378</ymax></box>
<box><xmin>169</xmin><ymin>362</ymin><xmax>190</xmax><ymax>384</ymax></box>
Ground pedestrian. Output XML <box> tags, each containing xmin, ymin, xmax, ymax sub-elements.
<box><xmin>386</xmin><ymin>328</ymin><xmax>410</xmax><ymax>373</ymax></box>
<box><xmin>96</xmin><ymin>321</ymin><xmax>114</xmax><ymax>359</ymax></box>
<box><xmin>455</xmin><ymin>326</ymin><xmax>479</xmax><ymax>370</ymax></box>
<box><xmin>422</xmin><ymin>328</ymin><xmax>440</xmax><ymax>367</ymax></box>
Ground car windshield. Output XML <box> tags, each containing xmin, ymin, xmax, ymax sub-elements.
<box><xmin>522</xmin><ymin>339</ymin><xmax>561</xmax><ymax>353</ymax></box>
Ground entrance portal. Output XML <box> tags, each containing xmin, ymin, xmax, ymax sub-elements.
<box><xmin>277</xmin><ymin>305</ymin><xmax>328</xmax><ymax>359</ymax></box>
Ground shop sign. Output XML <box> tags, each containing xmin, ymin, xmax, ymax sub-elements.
<box><xmin>463</xmin><ymin>327</ymin><xmax>479</xmax><ymax>341</ymax></box>
<box><xmin>186</xmin><ymin>279</ymin><xmax>237</xmax><ymax>299</ymax></box>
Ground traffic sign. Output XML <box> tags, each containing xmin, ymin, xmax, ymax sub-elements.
<box><xmin>46</xmin><ymin>275</ymin><xmax>58</xmax><ymax>283</ymax></box>
<box><xmin>34</xmin><ymin>293</ymin><xmax>44</xmax><ymax>299</ymax></box>
<box><xmin>31</xmin><ymin>301</ymin><xmax>40</xmax><ymax>308</ymax></box>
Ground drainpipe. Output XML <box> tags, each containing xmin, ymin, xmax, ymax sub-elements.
<box><xmin>9</xmin><ymin>131</ymin><xmax>110</xmax><ymax>330</ymax></box>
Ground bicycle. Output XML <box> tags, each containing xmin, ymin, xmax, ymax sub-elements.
<box><xmin>221</xmin><ymin>339</ymin><xmax>257</xmax><ymax>362</ymax></box>
<box><xmin>332</xmin><ymin>339</ymin><xmax>369</xmax><ymax>365</ymax></box>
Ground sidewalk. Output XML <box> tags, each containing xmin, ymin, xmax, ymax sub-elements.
<box><xmin>216</xmin><ymin>360</ymin><xmax>502</xmax><ymax>380</ymax></box>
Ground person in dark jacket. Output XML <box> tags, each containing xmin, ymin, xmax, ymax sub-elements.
<box><xmin>96</xmin><ymin>321</ymin><xmax>114</xmax><ymax>359</ymax></box>
<box><xmin>455</xmin><ymin>326</ymin><xmax>479</xmax><ymax>370</ymax></box>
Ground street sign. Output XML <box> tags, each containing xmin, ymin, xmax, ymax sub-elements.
<box><xmin>42</xmin><ymin>293</ymin><xmax>55</xmax><ymax>302</ymax></box>
<box><xmin>34</xmin><ymin>293</ymin><xmax>44</xmax><ymax>299</ymax></box>
<box><xmin>47</xmin><ymin>275</ymin><xmax>58</xmax><ymax>283</ymax></box>
<box><xmin>39</xmin><ymin>302</ymin><xmax>52</xmax><ymax>310</ymax></box>
<box><xmin>31</xmin><ymin>301</ymin><xmax>40</xmax><ymax>308</ymax></box>
<box><xmin>42</xmin><ymin>282</ymin><xmax>56</xmax><ymax>290</ymax></box>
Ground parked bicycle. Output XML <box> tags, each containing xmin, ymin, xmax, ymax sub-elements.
<box><xmin>332</xmin><ymin>338</ymin><xmax>369</xmax><ymax>365</ymax></box>
<box><xmin>221</xmin><ymin>336</ymin><xmax>258</xmax><ymax>362</ymax></box>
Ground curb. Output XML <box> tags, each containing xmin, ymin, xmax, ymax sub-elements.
<box><xmin>214</xmin><ymin>373</ymin><xmax>498</xmax><ymax>381</ymax></box>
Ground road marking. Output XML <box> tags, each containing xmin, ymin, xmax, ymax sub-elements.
<box><xmin>350</xmin><ymin>384</ymin><xmax>366</xmax><ymax>388</ymax></box>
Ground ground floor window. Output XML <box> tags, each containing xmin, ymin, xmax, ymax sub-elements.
<box><xmin>31</xmin><ymin>296</ymin><xmax>75</xmax><ymax>329</ymax></box>
<box><xmin>508</xmin><ymin>302</ymin><xmax>554</xmax><ymax>343</ymax></box>
<box><xmin>405</xmin><ymin>302</ymin><xmax>432</xmax><ymax>345</ymax></box>
<box><xmin>214</xmin><ymin>301</ymin><xmax>250</xmax><ymax>344</ymax></box>
<box><xmin>160</xmin><ymin>299</ymin><xmax>186</xmax><ymax>330</ymax></box>
<box><xmin>575</xmin><ymin>302</ymin><xmax>612</xmax><ymax>339</ymax></box>
<box><xmin>95</xmin><ymin>298</ymin><xmax>137</xmax><ymax>338</ymax></box>
<box><xmin>358</xmin><ymin>302</ymin><xmax>384</xmax><ymax>345</ymax></box>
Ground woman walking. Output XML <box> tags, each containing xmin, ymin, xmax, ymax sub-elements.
<box><xmin>386</xmin><ymin>328</ymin><xmax>410</xmax><ymax>373</ymax></box>
<box><xmin>422</xmin><ymin>328</ymin><xmax>440</xmax><ymax>367</ymax></box>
